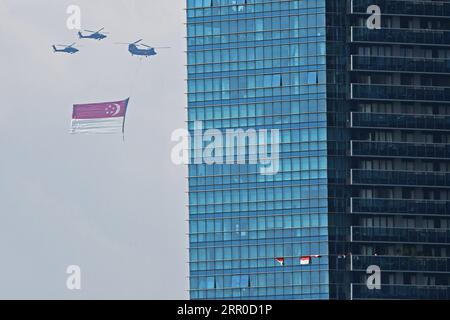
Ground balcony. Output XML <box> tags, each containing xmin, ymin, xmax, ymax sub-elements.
<box><xmin>351</xmin><ymin>27</ymin><xmax>450</xmax><ymax>47</ymax></box>
<box><xmin>350</xmin><ymin>112</ymin><xmax>450</xmax><ymax>131</ymax></box>
<box><xmin>351</xmin><ymin>0</ymin><xmax>450</xmax><ymax>18</ymax></box>
<box><xmin>350</xmin><ymin>141</ymin><xmax>450</xmax><ymax>159</ymax></box>
<box><xmin>351</xmin><ymin>84</ymin><xmax>450</xmax><ymax>103</ymax></box>
<box><xmin>352</xmin><ymin>255</ymin><xmax>450</xmax><ymax>273</ymax></box>
<box><xmin>350</xmin><ymin>169</ymin><xmax>450</xmax><ymax>188</ymax></box>
<box><xmin>350</xmin><ymin>198</ymin><xmax>450</xmax><ymax>216</ymax></box>
<box><xmin>351</xmin><ymin>284</ymin><xmax>450</xmax><ymax>300</ymax></box>
<box><xmin>351</xmin><ymin>226</ymin><xmax>450</xmax><ymax>244</ymax></box>
<box><xmin>351</xmin><ymin>55</ymin><xmax>450</xmax><ymax>74</ymax></box>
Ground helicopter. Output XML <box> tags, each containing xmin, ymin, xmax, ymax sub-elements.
<box><xmin>78</xmin><ymin>27</ymin><xmax>108</xmax><ymax>41</ymax></box>
<box><xmin>115</xmin><ymin>39</ymin><xmax>169</xmax><ymax>58</ymax></box>
<box><xmin>52</xmin><ymin>43</ymin><xmax>79</xmax><ymax>54</ymax></box>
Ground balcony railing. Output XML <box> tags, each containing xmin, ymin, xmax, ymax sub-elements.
<box><xmin>351</xmin><ymin>226</ymin><xmax>450</xmax><ymax>244</ymax></box>
<box><xmin>351</xmin><ymin>55</ymin><xmax>450</xmax><ymax>74</ymax></box>
<box><xmin>350</xmin><ymin>141</ymin><xmax>450</xmax><ymax>159</ymax></box>
<box><xmin>350</xmin><ymin>112</ymin><xmax>450</xmax><ymax>131</ymax></box>
<box><xmin>351</xmin><ymin>84</ymin><xmax>450</xmax><ymax>103</ymax></box>
<box><xmin>350</xmin><ymin>198</ymin><xmax>450</xmax><ymax>216</ymax></box>
<box><xmin>352</xmin><ymin>255</ymin><xmax>450</xmax><ymax>272</ymax></box>
<box><xmin>351</xmin><ymin>26</ymin><xmax>450</xmax><ymax>46</ymax></box>
<box><xmin>351</xmin><ymin>169</ymin><xmax>450</xmax><ymax>188</ymax></box>
<box><xmin>351</xmin><ymin>283</ymin><xmax>450</xmax><ymax>300</ymax></box>
<box><xmin>351</xmin><ymin>0</ymin><xmax>450</xmax><ymax>18</ymax></box>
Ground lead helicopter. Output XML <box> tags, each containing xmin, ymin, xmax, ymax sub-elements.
<box><xmin>115</xmin><ymin>39</ymin><xmax>169</xmax><ymax>58</ymax></box>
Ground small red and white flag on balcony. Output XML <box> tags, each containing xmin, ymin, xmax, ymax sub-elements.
<box><xmin>275</xmin><ymin>258</ymin><xmax>285</xmax><ymax>266</ymax></box>
<box><xmin>311</xmin><ymin>255</ymin><xmax>322</xmax><ymax>258</ymax></box>
<box><xmin>70</xmin><ymin>98</ymin><xmax>129</xmax><ymax>135</ymax></box>
<box><xmin>300</xmin><ymin>256</ymin><xmax>311</xmax><ymax>265</ymax></box>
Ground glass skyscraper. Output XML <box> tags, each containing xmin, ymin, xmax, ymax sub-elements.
<box><xmin>187</xmin><ymin>0</ymin><xmax>450</xmax><ymax>300</ymax></box>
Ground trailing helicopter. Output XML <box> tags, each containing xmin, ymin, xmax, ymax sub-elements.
<box><xmin>78</xmin><ymin>27</ymin><xmax>108</xmax><ymax>41</ymax></box>
<box><xmin>115</xmin><ymin>39</ymin><xmax>169</xmax><ymax>58</ymax></box>
<box><xmin>52</xmin><ymin>43</ymin><xmax>79</xmax><ymax>54</ymax></box>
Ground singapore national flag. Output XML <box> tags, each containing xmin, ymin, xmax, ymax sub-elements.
<box><xmin>275</xmin><ymin>258</ymin><xmax>285</xmax><ymax>266</ymax></box>
<box><xmin>300</xmin><ymin>256</ymin><xmax>311</xmax><ymax>265</ymax></box>
<box><xmin>70</xmin><ymin>98</ymin><xmax>129</xmax><ymax>134</ymax></box>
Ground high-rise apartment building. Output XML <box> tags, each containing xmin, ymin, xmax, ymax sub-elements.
<box><xmin>187</xmin><ymin>0</ymin><xmax>450</xmax><ymax>300</ymax></box>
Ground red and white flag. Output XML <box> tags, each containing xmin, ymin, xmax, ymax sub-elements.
<box><xmin>300</xmin><ymin>256</ymin><xmax>311</xmax><ymax>265</ymax></box>
<box><xmin>71</xmin><ymin>98</ymin><xmax>129</xmax><ymax>134</ymax></box>
<box><xmin>275</xmin><ymin>258</ymin><xmax>285</xmax><ymax>266</ymax></box>
<box><xmin>311</xmin><ymin>255</ymin><xmax>322</xmax><ymax>258</ymax></box>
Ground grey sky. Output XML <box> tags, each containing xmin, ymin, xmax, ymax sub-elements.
<box><xmin>0</xmin><ymin>0</ymin><xmax>187</xmax><ymax>299</ymax></box>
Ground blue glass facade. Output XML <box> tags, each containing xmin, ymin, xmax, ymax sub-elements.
<box><xmin>187</xmin><ymin>0</ymin><xmax>329</xmax><ymax>299</ymax></box>
<box><xmin>188</xmin><ymin>0</ymin><xmax>450</xmax><ymax>300</ymax></box>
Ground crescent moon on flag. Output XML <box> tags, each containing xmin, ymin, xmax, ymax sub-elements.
<box><xmin>111</xmin><ymin>103</ymin><xmax>121</xmax><ymax>116</ymax></box>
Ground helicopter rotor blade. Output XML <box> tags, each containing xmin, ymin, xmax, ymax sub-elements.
<box><xmin>96</xmin><ymin>27</ymin><xmax>105</xmax><ymax>33</ymax></box>
<box><xmin>132</xmin><ymin>39</ymin><xmax>143</xmax><ymax>45</ymax></box>
<box><xmin>141</xmin><ymin>44</ymin><xmax>171</xmax><ymax>49</ymax></box>
<box><xmin>84</xmin><ymin>29</ymin><xmax>96</xmax><ymax>33</ymax></box>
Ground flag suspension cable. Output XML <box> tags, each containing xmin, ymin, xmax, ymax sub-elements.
<box><xmin>129</xmin><ymin>57</ymin><xmax>143</xmax><ymax>98</ymax></box>
<box><xmin>122</xmin><ymin>58</ymin><xmax>142</xmax><ymax>142</ymax></box>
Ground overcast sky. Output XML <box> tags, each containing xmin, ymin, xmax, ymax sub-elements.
<box><xmin>0</xmin><ymin>0</ymin><xmax>188</xmax><ymax>299</ymax></box>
